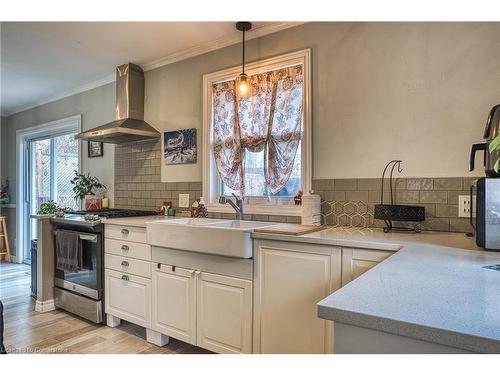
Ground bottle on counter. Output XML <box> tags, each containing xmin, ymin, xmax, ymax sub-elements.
<box><xmin>194</xmin><ymin>197</ymin><xmax>208</xmax><ymax>218</ymax></box>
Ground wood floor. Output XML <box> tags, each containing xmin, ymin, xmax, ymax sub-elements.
<box><xmin>0</xmin><ymin>262</ymin><xmax>211</xmax><ymax>354</ymax></box>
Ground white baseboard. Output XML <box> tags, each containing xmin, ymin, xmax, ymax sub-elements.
<box><xmin>35</xmin><ymin>299</ymin><xmax>56</xmax><ymax>313</ymax></box>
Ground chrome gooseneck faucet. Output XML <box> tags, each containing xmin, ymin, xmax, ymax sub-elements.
<box><xmin>219</xmin><ymin>193</ymin><xmax>244</xmax><ymax>220</ymax></box>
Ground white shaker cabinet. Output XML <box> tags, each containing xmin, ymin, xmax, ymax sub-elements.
<box><xmin>151</xmin><ymin>264</ymin><xmax>197</xmax><ymax>345</ymax></box>
<box><xmin>253</xmin><ymin>239</ymin><xmax>342</xmax><ymax>354</ymax></box>
<box><xmin>151</xmin><ymin>263</ymin><xmax>253</xmax><ymax>353</ymax></box>
<box><xmin>197</xmin><ymin>272</ymin><xmax>252</xmax><ymax>354</ymax></box>
<box><xmin>341</xmin><ymin>247</ymin><xmax>393</xmax><ymax>286</ymax></box>
<box><xmin>105</xmin><ymin>269</ymin><xmax>151</xmax><ymax>328</ymax></box>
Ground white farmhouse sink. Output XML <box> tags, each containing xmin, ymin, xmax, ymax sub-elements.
<box><xmin>146</xmin><ymin>220</ymin><xmax>275</xmax><ymax>258</ymax></box>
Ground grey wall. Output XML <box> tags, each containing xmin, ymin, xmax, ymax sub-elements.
<box><xmin>1</xmin><ymin>83</ymin><xmax>116</xmax><ymax>204</ymax></box>
<box><xmin>143</xmin><ymin>22</ymin><xmax>500</xmax><ymax>181</ymax></box>
<box><xmin>2</xmin><ymin>22</ymin><xmax>500</xmax><ymax>203</ymax></box>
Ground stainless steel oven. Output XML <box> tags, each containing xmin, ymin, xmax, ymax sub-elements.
<box><xmin>52</xmin><ymin>219</ymin><xmax>104</xmax><ymax>323</ymax></box>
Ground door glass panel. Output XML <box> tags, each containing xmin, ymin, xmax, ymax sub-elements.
<box><xmin>28</xmin><ymin>138</ymin><xmax>52</xmax><ymax>261</ymax></box>
<box><xmin>31</xmin><ymin>138</ymin><xmax>52</xmax><ymax>213</ymax></box>
<box><xmin>55</xmin><ymin>133</ymin><xmax>79</xmax><ymax>210</ymax></box>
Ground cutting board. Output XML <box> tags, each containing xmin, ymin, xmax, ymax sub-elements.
<box><xmin>254</xmin><ymin>224</ymin><xmax>324</xmax><ymax>236</ymax></box>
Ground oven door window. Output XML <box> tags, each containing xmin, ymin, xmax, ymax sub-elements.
<box><xmin>55</xmin><ymin>233</ymin><xmax>102</xmax><ymax>297</ymax></box>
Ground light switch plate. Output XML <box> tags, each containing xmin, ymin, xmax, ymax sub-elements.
<box><xmin>179</xmin><ymin>193</ymin><xmax>190</xmax><ymax>208</ymax></box>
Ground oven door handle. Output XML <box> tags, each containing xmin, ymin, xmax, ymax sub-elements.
<box><xmin>79</xmin><ymin>234</ymin><xmax>98</xmax><ymax>243</ymax></box>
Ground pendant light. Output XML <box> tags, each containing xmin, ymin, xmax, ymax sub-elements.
<box><xmin>236</xmin><ymin>21</ymin><xmax>252</xmax><ymax>97</ymax></box>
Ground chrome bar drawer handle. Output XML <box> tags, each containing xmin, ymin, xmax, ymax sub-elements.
<box><xmin>121</xmin><ymin>228</ymin><xmax>129</xmax><ymax>235</ymax></box>
<box><xmin>121</xmin><ymin>275</ymin><xmax>129</xmax><ymax>281</ymax></box>
<box><xmin>121</xmin><ymin>261</ymin><xmax>129</xmax><ymax>267</ymax></box>
<box><xmin>121</xmin><ymin>245</ymin><xmax>129</xmax><ymax>251</ymax></box>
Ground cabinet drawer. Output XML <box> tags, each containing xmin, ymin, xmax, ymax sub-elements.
<box><xmin>105</xmin><ymin>224</ymin><xmax>146</xmax><ymax>243</ymax></box>
<box><xmin>105</xmin><ymin>253</ymin><xmax>151</xmax><ymax>278</ymax></box>
<box><xmin>105</xmin><ymin>238</ymin><xmax>151</xmax><ymax>261</ymax></box>
<box><xmin>105</xmin><ymin>269</ymin><xmax>151</xmax><ymax>328</ymax></box>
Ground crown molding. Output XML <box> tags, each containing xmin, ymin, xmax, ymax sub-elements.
<box><xmin>2</xmin><ymin>22</ymin><xmax>304</xmax><ymax>117</ymax></box>
<box><xmin>142</xmin><ymin>22</ymin><xmax>304</xmax><ymax>72</ymax></box>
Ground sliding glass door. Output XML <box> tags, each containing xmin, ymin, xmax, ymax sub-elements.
<box><xmin>25</xmin><ymin>132</ymin><xmax>79</xmax><ymax>263</ymax></box>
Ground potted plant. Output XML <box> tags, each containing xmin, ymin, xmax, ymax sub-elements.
<box><xmin>37</xmin><ymin>201</ymin><xmax>69</xmax><ymax>217</ymax></box>
<box><xmin>70</xmin><ymin>171</ymin><xmax>107</xmax><ymax>211</ymax></box>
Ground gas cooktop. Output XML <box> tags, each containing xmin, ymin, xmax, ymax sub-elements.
<box><xmin>67</xmin><ymin>209</ymin><xmax>159</xmax><ymax>219</ymax></box>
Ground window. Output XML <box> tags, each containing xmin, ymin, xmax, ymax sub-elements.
<box><xmin>203</xmin><ymin>49</ymin><xmax>311</xmax><ymax>215</ymax></box>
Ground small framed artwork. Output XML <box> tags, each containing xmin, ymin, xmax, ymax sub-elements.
<box><xmin>88</xmin><ymin>141</ymin><xmax>104</xmax><ymax>158</ymax></box>
<box><xmin>164</xmin><ymin>128</ymin><xmax>197</xmax><ymax>165</ymax></box>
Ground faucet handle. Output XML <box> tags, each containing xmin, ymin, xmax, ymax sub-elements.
<box><xmin>218</xmin><ymin>196</ymin><xmax>227</xmax><ymax>204</ymax></box>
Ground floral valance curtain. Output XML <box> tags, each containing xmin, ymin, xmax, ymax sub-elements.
<box><xmin>212</xmin><ymin>65</ymin><xmax>303</xmax><ymax>196</ymax></box>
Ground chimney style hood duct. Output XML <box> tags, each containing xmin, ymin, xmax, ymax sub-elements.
<box><xmin>75</xmin><ymin>63</ymin><xmax>160</xmax><ymax>144</ymax></box>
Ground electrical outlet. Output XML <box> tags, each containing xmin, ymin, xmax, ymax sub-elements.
<box><xmin>179</xmin><ymin>193</ymin><xmax>190</xmax><ymax>208</ymax></box>
<box><xmin>458</xmin><ymin>195</ymin><xmax>475</xmax><ymax>218</ymax></box>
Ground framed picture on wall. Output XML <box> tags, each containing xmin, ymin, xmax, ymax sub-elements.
<box><xmin>88</xmin><ymin>141</ymin><xmax>104</xmax><ymax>158</ymax></box>
<box><xmin>163</xmin><ymin>128</ymin><xmax>197</xmax><ymax>165</ymax></box>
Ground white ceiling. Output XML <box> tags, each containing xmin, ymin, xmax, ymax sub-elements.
<box><xmin>0</xmin><ymin>22</ymin><xmax>300</xmax><ymax>116</ymax></box>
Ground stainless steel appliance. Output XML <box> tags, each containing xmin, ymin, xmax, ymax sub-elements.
<box><xmin>470</xmin><ymin>104</ymin><xmax>500</xmax><ymax>177</ymax></box>
<box><xmin>469</xmin><ymin>104</ymin><xmax>500</xmax><ymax>251</ymax></box>
<box><xmin>75</xmin><ymin>63</ymin><xmax>160</xmax><ymax>144</ymax></box>
<box><xmin>471</xmin><ymin>178</ymin><xmax>500</xmax><ymax>250</ymax></box>
<box><xmin>51</xmin><ymin>209</ymin><xmax>158</xmax><ymax>323</ymax></box>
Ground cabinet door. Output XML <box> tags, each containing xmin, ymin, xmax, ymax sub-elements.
<box><xmin>341</xmin><ymin>248</ymin><xmax>393</xmax><ymax>286</ymax></box>
<box><xmin>254</xmin><ymin>241</ymin><xmax>340</xmax><ymax>354</ymax></box>
<box><xmin>197</xmin><ymin>272</ymin><xmax>252</xmax><ymax>354</ymax></box>
<box><xmin>151</xmin><ymin>264</ymin><xmax>196</xmax><ymax>344</ymax></box>
<box><xmin>105</xmin><ymin>269</ymin><xmax>151</xmax><ymax>328</ymax></box>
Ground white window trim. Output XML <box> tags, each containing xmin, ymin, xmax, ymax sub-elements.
<box><xmin>202</xmin><ymin>49</ymin><xmax>312</xmax><ymax>217</ymax></box>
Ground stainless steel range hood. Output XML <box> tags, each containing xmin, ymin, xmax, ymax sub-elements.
<box><xmin>75</xmin><ymin>63</ymin><xmax>160</xmax><ymax>144</ymax></box>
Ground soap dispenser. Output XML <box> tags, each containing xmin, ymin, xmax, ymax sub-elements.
<box><xmin>194</xmin><ymin>197</ymin><xmax>208</xmax><ymax>218</ymax></box>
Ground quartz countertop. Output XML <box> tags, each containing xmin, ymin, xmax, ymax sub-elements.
<box><xmin>317</xmin><ymin>240</ymin><xmax>500</xmax><ymax>353</ymax></box>
<box><xmin>101</xmin><ymin>215</ymin><xmax>177</xmax><ymax>227</ymax></box>
<box><xmin>252</xmin><ymin>226</ymin><xmax>481</xmax><ymax>252</ymax></box>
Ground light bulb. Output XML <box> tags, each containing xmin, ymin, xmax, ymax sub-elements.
<box><xmin>237</xmin><ymin>74</ymin><xmax>249</xmax><ymax>97</ymax></box>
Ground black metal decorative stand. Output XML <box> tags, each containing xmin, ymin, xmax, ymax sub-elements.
<box><xmin>374</xmin><ymin>160</ymin><xmax>425</xmax><ymax>233</ymax></box>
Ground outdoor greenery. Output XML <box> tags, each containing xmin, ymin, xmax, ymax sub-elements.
<box><xmin>70</xmin><ymin>171</ymin><xmax>107</xmax><ymax>201</ymax></box>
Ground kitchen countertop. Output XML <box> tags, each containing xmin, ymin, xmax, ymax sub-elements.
<box><xmin>101</xmin><ymin>215</ymin><xmax>177</xmax><ymax>227</ymax></box>
<box><xmin>252</xmin><ymin>226</ymin><xmax>481</xmax><ymax>252</ymax></box>
<box><xmin>316</xmin><ymin>239</ymin><xmax>500</xmax><ymax>353</ymax></box>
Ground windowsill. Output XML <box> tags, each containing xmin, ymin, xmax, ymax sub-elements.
<box><xmin>206</xmin><ymin>202</ymin><xmax>302</xmax><ymax>217</ymax></box>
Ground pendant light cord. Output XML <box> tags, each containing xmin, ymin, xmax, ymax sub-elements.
<box><xmin>242</xmin><ymin>29</ymin><xmax>245</xmax><ymax>75</ymax></box>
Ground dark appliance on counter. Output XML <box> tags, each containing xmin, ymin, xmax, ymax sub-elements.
<box><xmin>374</xmin><ymin>160</ymin><xmax>425</xmax><ymax>233</ymax></box>
<box><xmin>470</xmin><ymin>104</ymin><xmax>500</xmax><ymax>177</ymax></box>
<box><xmin>470</xmin><ymin>178</ymin><xmax>500</xmax><ymax>250</ymax></box>
<box><xmin>51</xmin><ymin>209</ymin><xmax>158</xmax><ymax>323</ymax></box>
<box><xmin>469</xmin><ymin>104</ymin><xmax>500</xmax><ymax>251</ymax></box>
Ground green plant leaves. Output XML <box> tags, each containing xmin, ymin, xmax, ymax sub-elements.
<box><xmin>37</xmin><ymin>201</ymin><xmax>57</xmax><ymax>215</ymax></box>
<box><xmin>70</xmin><ymin>170</ymin><xmax>107</xmax><ymax>201</ymax></box>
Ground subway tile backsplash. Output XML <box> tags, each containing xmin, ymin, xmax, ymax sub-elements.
<box><xmin>312</xmin><ymin>177</ymin><xmax>476</xmax><ymax>233</ymax></box>
<box><xmin>115</xmin><ymin>142</ymin><xmax>475</xmax><ymax>233</ymax></box>
<box><xmin>114</xmin><ymin>140</ymin><xmax>202</xmax><ymax>211</ymax></box>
